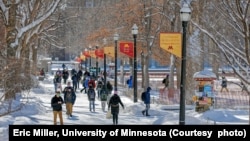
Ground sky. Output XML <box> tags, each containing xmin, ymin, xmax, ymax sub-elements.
<box><xmin>0</xmin><ymin>73</ymin><xmax>249</xmax><ymax>140</ymax></box>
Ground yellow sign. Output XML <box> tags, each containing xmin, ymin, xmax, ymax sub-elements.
<box><xmin>80</xmin><ymin>54</ymin><xmax>85</xmax><ymax>61</ymax></box>
<box><xmin>104</xmin><ymin>46</ymin><xmax>114</xmax><ymax>58</ymax></box>
<box><xmin>160</xmin><ymin>32</ymin><xmax>182</xmax><ymax>58</ymax></box>
<box><xmin>89</xmin><ymin>50</ymin><xmax>96</xmax><ymax>58</ymax></box>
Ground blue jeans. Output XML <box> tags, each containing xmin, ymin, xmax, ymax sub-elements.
<box><xmin>89</xmin><ymin>100</ymin><xmax>95</xmax><ymax>112</ymax></box>
<box><xmin>54</xmin><ymin>83</ymin><xmax>57</xmax><ymax>92</ymax></box>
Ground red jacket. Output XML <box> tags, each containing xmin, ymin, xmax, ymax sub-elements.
<box><xmin>88</xmin><ymin>80</ymin><xmax>96</xmax><ymax>88</ymax></box>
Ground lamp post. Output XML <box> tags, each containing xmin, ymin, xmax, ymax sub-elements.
<box><xmin>96</xmin><ymin>46</ymin><xmax>99</xmax><ymax>79</ymax></box>
<box><xmin>84</xmin><ymin>48</ymin><xmax>88</xmax><ymax>70</ymax></box>
<box><xmin>88</xmin><ymin>46</ymin><xmax>92</xmax><ymax>72</ymax></box>
<box><xmin>132</xmin><ymin>24</ymin><xmax>138</xmax><ymax>103</ymax></box>
<box><xmin>179</xmin><ymin>3</ymin><xmax>191</xmax><ymax>125</ymax></box>
<box><xmin>103</xmin><ymin>38</ymin><xmax>107</xmax><ymax>94</ymax></box>
<box><xmin>114</xmin><ymin>33</ymin><xmax>119</xmax><ymax>94</ymax></box>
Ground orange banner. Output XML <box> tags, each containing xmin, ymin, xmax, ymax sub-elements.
<box><xmin>104</xmin><ymin>46</ymin><xmax>115</xmax><ymax>58</ymax></box>
<box><xmin>89</xmin><ymin>50</ymin><xmax>96</xmax><ymax>58</ymax></box>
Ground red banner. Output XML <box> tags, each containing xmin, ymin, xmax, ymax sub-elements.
<box><xmin>119</xmin><ymin>42</ymin><xmax>134</xmax><ymax>58</ymax></box>
<box><xmin>75</xmin><ymin>57</ymin><xmax>81</xmax><ymax>62</ymax></box>
<box><xmin>83</xmin><ymin>51</ymin><xmax>90</xmax><ymax>57</ymax></box>
<box><xmin>95</xmin><ymin>48</ymin><xmax>104</xmax><ymax>59</ymax></box>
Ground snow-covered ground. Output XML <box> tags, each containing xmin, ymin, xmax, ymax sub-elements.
<box><xmin>0</xmin><ymin>74</ymin><xmax>249</xmax><ymax>140</ymax></box>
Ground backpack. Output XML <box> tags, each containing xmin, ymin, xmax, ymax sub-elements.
<box><xmin>107</xmin><ymin>83</ymin><xmax>113</xmax><ymax>91</ymax></box>
<box><xmin>88</xmin><ymin>80</ymin><xmax>95</xmax><ymax>88</ymax></box>
<box><xmin>162</xmin><ymin>78</ymin><xmax>166</xmax><ymax>84</ymax></box>
<box><xmin>97</xmin><ymin>81</ymin><xmax>103</xmax><ymax>89</ymax></box>
<box><xmin>88</xmin><ymin>89</ymin><xmax>95</xmax><ymax>99</ymax></box>
<box><xmin>100</xmin><ymin>93</ymin><xmax>107</xmax><ymax>101</ymax></box>
<box><xmin>141</xmin><ymin>91</ymin><xmax>146</xmax><ymax>101</ymax></box>
<box><xmin>126</xmin><ymin>79</ymin><xmax>129</xmax><ymax>84</ymax></box>
<box><xmin>111</xmin><ymin>96</ymin><xmax>119</xmax><ymax>106</ymax></box>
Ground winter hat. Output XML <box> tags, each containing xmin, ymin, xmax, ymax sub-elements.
<box><xmin>147</xmin><ymin>87</ymin><xmax>152</xmax><ymax>91</ymax></box>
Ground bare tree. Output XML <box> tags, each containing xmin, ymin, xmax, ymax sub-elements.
<box><xmin>0</xmin><ymin>0</ymin><xmax>62</xmax><ymax>116</ymax></box>
<box><xmin>192</xmin><ymin>0</ymin><xmax>250</xmax><ymax>93</ymax></box>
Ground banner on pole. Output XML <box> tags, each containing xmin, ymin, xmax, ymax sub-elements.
<box><xmin>104</xmin><ymin>46</ymin><xmax>115</xmax><ymax>58</ymax></box>
<box><xmin>119</xmin><ymin>42</ymin><xmax>134</xmax><ymax>58</ymax></box>
<box><xmin>160</xmin><ymin>32</ymin><xmax>182</xmax><ymax>58</ymax></box>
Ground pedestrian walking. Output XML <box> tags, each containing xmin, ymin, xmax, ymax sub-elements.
<box><xmin>108</xmin><ymin>93</ymin><xmax>124</xmax><ymax>125</ymax></box>
<box><xmin>62</xmin><ymin>69</ymin><xmax>69</xmax><ymax>84</ymax></box>
<box><xmin>106</xmin><ymin>81</ymin><xmax>113</xmax><ymax>105</ymax></box>
<box><xmin>80</xmin><ymin>76</ymin><xmax>90</xmax><ymax>93</ymax></box>
<box><xmin>100</xmin><ymin>85</ymin><xmax>108</xmax><ymax>112</ymax></box>
<box><xmin>51</xmin><ymin>91</ymin><xmax>64</xmax><ymax>125</ymax></box>
<box><xmin>87</xmin><ymin>85</ymin><xmax>96</xmax><ymax>112</ymax></box>
<box><xmin>53</xmin><ymin>74</ymin><xmax>62</xmax><ymax>92</ymax></box>
<box><xmin>241</xmin><ymin>81</ymin><xmax>247</xmax><ymax>92</ymax></box>
<box><xmin>63</xmin><ymin>82</ymin><xmax>76</xmax><ymax>118</ymax></box>
<box><xmin>162</xmin><ymin>74</ymin><xmax>169</xmax><ymax>89</ymax></box>
<box><xmin>220</xmin><ymin>76</ymin><xmax>229</xmax><ymax>92</ymax></box>
<box><xmin>62</xmin><ymin>63</ymin><xmax>66</xmax><ymax>70</ymax></box>
<box><xmin>71</xmin><ymin>73</ymin><xmax>78</xmax><ymax>92</ymax></box>
<box><xmin>96</xmin><ymin>79</ymin><xmax>103</xmax><ymax>99</ymax></box>
<box><xmin>142</xmin><ymin>87</ymin><xmax>151</xmax><ymax>116</ymax></box>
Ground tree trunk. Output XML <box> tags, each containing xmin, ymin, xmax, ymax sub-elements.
<box><xmin>4</xmin><ymin>3</ymin><xmax>17</xmax><ymax>100</ymax></box>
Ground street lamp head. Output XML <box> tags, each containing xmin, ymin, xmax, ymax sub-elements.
<box><xmin>132</xmin><ymin>24</ymin><xmax>138</xmax><ymax>35</ymax></box>
<box><xmin>114</xmin><ymin>33</ymin><xmax>119</xmax><ymax>41</ymax></box>
<box><xmin>103</xmin><ymin>38</ymin><xmax>107</xmax><ymax>44</ymax></box>
<box><xmin>180</xmin><ymin>3</ymin><xmax>191</xmax><ymax>22</ymax></box>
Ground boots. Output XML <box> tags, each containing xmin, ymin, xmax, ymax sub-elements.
<box><xmin>142</xmin><ymin>110</ymin><xmax>145</xmax><ymax>115</ymax></box>
<box><xmin>146</xmin><ymin>110</ymin><xmax>150</xmax><ymax>116</ymax></box>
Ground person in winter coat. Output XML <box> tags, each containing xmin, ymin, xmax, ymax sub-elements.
<box><xmin>87</xmin><ymin>85</ymin><xmax>96</xmax><ymax>112</ymax></box>
<box><xmin>96</xmin><ymin>80</ymin><xmax>103</xmax><ymax>99</ymax></box>
<box><xmin>100</xmin><ymin>85</ymin><xmax>108</xmax><ymax>112</ymax></box>
<box><xmin>80</xmin><ymin>76</ymin><xmax>90</xmax><ymax>93</ymax></box>
<box><xmin>63</xmin><ymin>82</ymin><xmax>76</xmax><ymax>117</ymax></box>
<box><xmin>77</xmin><ymin>69</ymin><xmax>83</xmax><ymax>89</ymax></box>
<box><xmin>71</xmin><ymin>73</ymin><xmax>78</xmax><ymax>92</ymax></box>
<box><xmin>162</xmin><ymin>74</ymin><xmax>169</xmax><ymax>89</ymax></box>
<box><xmin>142</xmin><ymin>87</ymin><xmax>151</xmax><ymax>116</ymax></box>
<box><xmin>108</xmin><ymin>93</ymin><xmax>124</xmax><ymax>125</ymax></box>
<box><xmin>220</xmin><ymin>76</ymin><xmax>229</xmax><ymax>92</ymax></box>
<box><xmin>106</xmin><ymin>81</ymin><xmax>113</xmax><ymax>105</ymax></box>
<box><xmin>51</xmin><ymin>91</ymin><xmax>64</xmax><ymax>125</ymax></box>
<box><xmin>62</xmin><ymin>69</ymin><xmax>69</xmax><ymax>84</ymax></box>
<box><xmin>53</xmin><ymin>74</ymin><xmax>62</xmax><ymax>92</ymax></box>
<box><xmin>127</xmin><ymin>75</ymin><xmax>133</xmax><ymax>89</ymax></box>
<box><xmin>88</xmin><ymin>77</ymin><xmax>96</xmax><ymax>89</ymax></box>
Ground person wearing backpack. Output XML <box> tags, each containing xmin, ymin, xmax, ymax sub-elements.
<box><xmin>88</xmin><ymin>77</ymin><xmax>96</xmax><ymax>89</ymax></box>
<box><xmin>96</xmin><ymin>80</ymin><xmax>103</xmax><ymax>99</ymax></box>
<box><xmin>100</xmin><ymin>85</ymin><xmax>108</xmax><ymax>112</ymax></box>
<box><xmin>51</xmin><ymin>91</ymin><xmax>64</xmax><ymax>125</ymax></box>
<box><xmin>63</xmin><ymin>82</ymin><xmax>76</xmax><ymax>118</ymax></box>
<box><xmin>142</xmin><ymin>87</ymin><xmax>151</xmax><ymax>116</ymax></box>
<box><xmin>162</xmin><ymin>74</ymin><xmax>169</xmax><ymax>89</ymax></box>
<box><xmin>87</xmin><ymin>85</ymin><xmax>96</xmax><ymax>112</ymax></box>
<box><xmin>80</xmin><ymin>76</ymin><xmax>90</xmax><ymax>94</ymax></box>
<box><xmin>106</xmin><ymin>81</ymin><xmax>113</xmax><ymax>105</ymax></box>
<box><xmin>108</xmin><ymin>93</ymin><xmax>124</xmax><ymax>125</ymax></box>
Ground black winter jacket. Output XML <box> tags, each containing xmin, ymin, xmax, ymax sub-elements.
<box><xmin>51</xmin><ymin>95</ymin><xmax>64</xmax><ymax>111</ymax></box>
<box><xmin>108</xmin><ymin>94</ymin><xmax>124</xmax><ymax>114</ymax></box>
